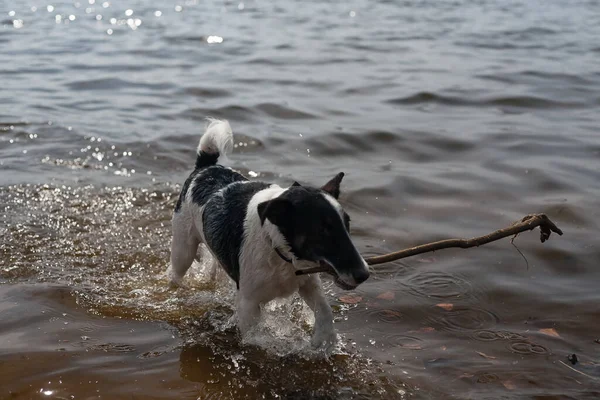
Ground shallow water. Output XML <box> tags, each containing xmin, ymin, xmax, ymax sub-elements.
<box><xmin>2</xmin><ymin>0</ymin><xmax>600</xmax><ymax>398</ymax></box>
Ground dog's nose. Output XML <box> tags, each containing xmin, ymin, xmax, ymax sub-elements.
<box><xmin>352</xmin><ymin>268</ymin><xmax>370</xmax><ymax>285</ymax></box>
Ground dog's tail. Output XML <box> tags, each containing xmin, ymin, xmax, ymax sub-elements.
<box><xmin>195</xmin><ymin>118</ymin><xmax>234</xmax><ymax>169</ymax></box>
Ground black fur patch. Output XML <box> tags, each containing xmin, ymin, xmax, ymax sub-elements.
<box><xmin>260</xmin><ymin>187</ymin><xmax>368</xmax><ymax>285</ymax></box>
<box><xmin>174</xmin><ymin>169</ymin><xmax>200</xmax><ymax>213</ymax></box>
<box><xmin>203</xmin><ymin>181</ymin><xmax>271</xmax><ymax>287</ymax></box>
<box><xmin>174</xmin><ymin>166</ymin><xmax>247</xmax><ymax>213</ymax></box>
<box><xmin>174</xmin><ymin>152</ymin><xmax>231</xmax><ymax>213</ymax></box>
<box><xmin>190</xmin><ymin>166</ymin><xmax>247</xmax><ymax>207</ymax></box>
<box><xmin>195</xmin><ymin>150</ymin><xmax>220</xmax><ymax>169</ymax></box>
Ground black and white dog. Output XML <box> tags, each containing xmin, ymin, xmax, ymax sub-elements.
<box><xmin>167</xmin><ymin>119</ymin><xmax>370</xmax><ymax>349</ymax></box>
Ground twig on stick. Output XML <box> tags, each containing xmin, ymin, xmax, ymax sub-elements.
<box><xmin>558</xmin><ymin>360</ymin><xmax>598</xmax><ymax>381</ymax></box>
<box><xmin>511</xmin><ymin>235</ymin><xmax>529</xmax><ymax>270</ymax></box>
<box><xmin>295</xmin><ymin>213</ymin><xmax>563</xmax><ymax>276</ymax></box>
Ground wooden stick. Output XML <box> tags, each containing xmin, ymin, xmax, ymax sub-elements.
<box><xmin>295</xmin><ymin>213</ymin><xmax>563</xmax><ymax>276</ymax></box>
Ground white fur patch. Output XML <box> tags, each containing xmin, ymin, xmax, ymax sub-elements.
<box><xmin>198</xmin><ymin>118</ymin><xmax>233</xmax><ymax>156</ymax></box>
<box><xmin>243</xmin><ymin>185</ymin><xmax>288</xmax><ymax>250</ymax></box>
<box><xmin>237</xmin><ymin>185</ymin><xmax>305</xmax><ymax>303</ymax></box>
<box><xmin>321</xmin><ymin>192</ymin><xmax>344</xmax><ymax>220</ymax></box>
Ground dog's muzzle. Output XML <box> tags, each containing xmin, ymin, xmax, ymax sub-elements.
<box><xmin>319</xmin><ymin>260</ymin><xmax>370</xmax><ymax>290</ymax></box>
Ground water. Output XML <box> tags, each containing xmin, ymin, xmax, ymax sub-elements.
<box><xmin>1</xmin><ymin>0</ymin><xmax>600</xmax><ymax>398</ymax></box>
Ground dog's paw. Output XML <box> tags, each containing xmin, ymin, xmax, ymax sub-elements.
<box><xmin>311</xmin><ymin>329</ymin><xmax>337</xmax><ymax>353</ymax></box>
<box><xmin>168</xmin><ymin>279</ymin><xmax>186</xmax><ymax>290</ymax></box>
<box><xmin>166</xmin><ymin>268</ymin><xmax>187</xmax><ymax>289</ymax></box>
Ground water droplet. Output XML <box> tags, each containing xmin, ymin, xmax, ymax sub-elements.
<box><xmin>154</xmin><ymin>10</ymin><xmax>162</xmax><ymax>17</ymax></box>
<box><xmin>47</xmin><ymin>5</ymin><xmax>55</xmax><ymax>13</ymax></box>
<box><xmin>175</xmin><ymin>5</ymin><xmax>183</xmax><ymax>12</ymax></box>
<box><xmin>349</xmin><ymin>10</ymin><xmax>356</xmax><ymax>17</ymax></box>
<box><xmin>8</xmin><ymin>11</ymin><xmax>16</xmax><ymax>17</ymax></box>
<box><xmin>125</xmin><ymin>9</ymin><xmax>133</xmax><ymax>16</ymax></box>
<box><xmin>106</xmin><ymin>28</ymin><xmax>113</xmax><ymax>35</ymax></box>
<box><xmin>69</xmin><ymin>14</ymin><xmax>75</xmax><ymax>21</ymax></box>
<box><xmin>102</xmin><ymin>1</ymin><xmax>110</xmax><ymax>8</ymax></box>
<box><xmin>238</xmin><ymin>2</ymin><xmax>245</xmax><ymax>10</ymax></box>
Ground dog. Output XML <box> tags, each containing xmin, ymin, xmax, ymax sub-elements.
<box><xmin>167</xmin><ymin>119</ymin><xmax>370</xmax><ymax>349</ymax></box>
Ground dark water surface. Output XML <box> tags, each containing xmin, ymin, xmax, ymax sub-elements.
<box><xmin>2</xmin><ymin>0</ymin><xmax>600</xmax><ymax>398</ymax></box>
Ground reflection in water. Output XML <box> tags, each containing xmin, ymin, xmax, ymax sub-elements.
<box><xmin>179</xmin><ymin>339</ymin><xmax>400</xmax><ymax>399</ymax></box>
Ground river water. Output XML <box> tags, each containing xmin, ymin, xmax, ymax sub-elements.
<box><xmin>1</xmin><ymin>1</ymin><xmax>600</xmax><ymax>399</ymax></box>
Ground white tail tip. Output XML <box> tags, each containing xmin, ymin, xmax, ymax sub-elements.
<box><xmin>198</xmin><ymin>118</ymin><xmax>233</xmax><ymax>156</ymax></box>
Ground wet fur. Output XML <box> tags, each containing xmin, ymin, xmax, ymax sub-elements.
<box><xmin>167</xmin><ymin>119</ymin><xmax>369</xmax><ymax>350</ymax></box>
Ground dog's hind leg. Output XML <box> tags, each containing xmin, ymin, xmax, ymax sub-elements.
<box><xmin>195</xmin><ymin>244</ymin><xmax>219</xmax><ymax>282</ymax></box>
<box><xmin>236</xmin><ymin>294</ymin><xmax>261</xmax><ymax>336</ymax></box>
<box><xmin>167</xmin><ymin>214</ymin><xmax>200</xmax><ymax>287</ymax></box>
<box><xmin>168</xmin><ymin>236</ymin><xmax>199</xmax><ymax>287</ymax></box>
<box><xmin>298</xmin><ymin>275</ymin><xmax>336</xmax><ymax>351</ymax></box>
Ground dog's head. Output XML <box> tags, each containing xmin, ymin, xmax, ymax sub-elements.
<box><xmin>257</xmin><ymin>172</ymin><xmax>369</xmax><ymax>290</ymax></box>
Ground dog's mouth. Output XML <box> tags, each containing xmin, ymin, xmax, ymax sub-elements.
<box><xmin>318</xmin><ymin>260</ymin><xmax>358</xmax><ymax>290</ymax></box>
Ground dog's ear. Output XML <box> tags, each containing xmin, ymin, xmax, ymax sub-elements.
<box><xmin>321</xmin><ymin>172</ymin><xmax>344</xmax><ymax>199</ymax></box>
<box><xmin>257</xmin><ymin>198</ymin><xmax>293</xmax><ymax>226</ymax></box>
<box><xmin>291</xmin><ymin>181</ymin><xmax>301</xmax><ymax>187</ymax></box>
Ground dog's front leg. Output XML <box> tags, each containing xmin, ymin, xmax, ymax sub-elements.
<box><xmin>299</xmin><ymin>275</ymin><xmax>336</xmax><ymax>351</ymax></box>
<box><xmin>236</xmin><ymin>295</ymin><xmax>261</xmax><ymax>336</ymax></box>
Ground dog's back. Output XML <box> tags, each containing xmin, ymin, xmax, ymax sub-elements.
<box><xmin>168</xmin><ymin>118</ymin><xmax>370</xmax><ymax>350</ymax></box>
<box><xmin>202</xmin><ymin>180</ymin><xmax>272</xmax><ymax>285</ymax></box>
<box><xmin>171</xmin><ymin>119</ymin><xmax>266</xmax><ymax>286</ymax></box>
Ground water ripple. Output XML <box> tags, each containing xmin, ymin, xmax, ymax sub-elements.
<box><xmin>432</xmin><ymin>307</ymin><xmax>499</xmax><ymax>333</ymax></box>
<box><xmin>405</xmin><ymin>271</ymin><xmax>473</xmax><ymax>299</ymax></box>
<box><xmin>387</xmin><ymin>92</ymin><xmax>589</xmax><ymax>109</ymax></box>
<box><xmin>66</xmin><ymin>78</ymin><xmax>174</xmax><ymax>91</ymax></box>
